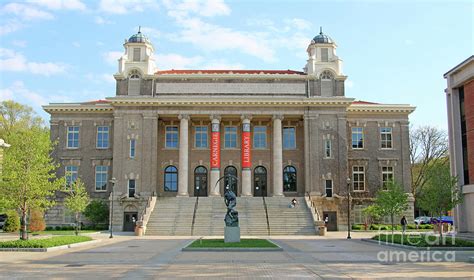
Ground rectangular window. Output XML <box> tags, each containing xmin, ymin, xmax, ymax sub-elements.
<box><xmin>352</xmin><ymin>166</ymin><xmax>365</xmax><ymax>191</ymax></box>
<box><xmin>321</xmin><ymin>48</ymin><xmax>329</xmax><ymax>62</ymax></box>
<box><xmin>253</xmin><ymin>126</ymin><xmax>267</xmax><ymax>149</ymax></box>
<box><xmin>67</xmin><ymin>126</ymin><xmax>79</xmax><ymax>148</ymax></box>
<box><xmin>65</xmin><ymin>165</ymin><xmax>78</xmax><ymax>188</ymax></box>
<box><xmin>128</xmin><ymin>179</ymin><xmax>136</xmax><ymax>197</ymax></box>
<box><xmin>324</xmin><ymin>139</ymin><xmax>332</xmax><ymax>158</ymax></box>
<box><xmin>165</xmin><ymin>126</ymin><xmax>179</xmax><ymax>148</ymax></box>
<box><xmin>354</xmin><ymin>205</ymin><xmax>364</xmax><ymax>224</ymax></box>
<box><xmin>96</xmin><ymin>126</ymin><xmax>109</xmax><ymax>149</ymax></box>
<box><xmin>224</xmin><ymin>126</ymin><xmax>237</xmax><ymax>148</ymax></box>
<box><xmin>325</xmin><ymin>180</ymin><xmax>333</xmax><ymax>197</ymax></box>
<box><xmin>380</xmin><ymin>127</ymin><xmax>392</xmax><ymax>149</ymax></box>
<box><xmin>129</xmin><ymin>139</ymin><xmax>136</xmax><ymax>158</ymax></box>
<box><xmin>351</xmin><ymin>127</ymin><xmax>364</xmax><ymax>149</ymax></box>
<box><xmin>195</xmin><ymin>126</ymin><xmax>208</xmax><ymax>148</ymax></box>
<box><xmin>283</xmin><ymin>127</ymin><xmax>296</xmax><ymax>149</ymax></box>
<box><xmin>95</xmin><ymin>166</ymin><xmax>108</xmax><ymax>191</ymax></box>
<box><xmin>133</xmin><ymin>48</ymin><xmax>141</xmax><ymax>61</ymax></box>
<box><xmin>382</xmin><ymin>166</ymin><xmax>394</xmax><ymax>190</ymax></box>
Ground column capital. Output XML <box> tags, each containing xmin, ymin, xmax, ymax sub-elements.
<box><xmin>210</xmin><ymin>114</ymin><xmax>221</xmax><ymax>122</ymax></box>
<box><xmin>272</xmin><ymin>114</ymin><xmax>284</xmax><ymax>121</ymax></box>
<box><xmin>178</xmin><ymin>114</ymin><xmax>190</xmax><ymax>120</ymax></box>
<box><xmin>241</xmin><ymin>114</ymin><xmax>252</xmax><ymax>122</ymax></box>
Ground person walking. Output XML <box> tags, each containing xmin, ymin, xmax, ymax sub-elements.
<box><xmin>400</xmin><ymin>215</ymin><xmax>407</xmax><ymax>234</ymax></box>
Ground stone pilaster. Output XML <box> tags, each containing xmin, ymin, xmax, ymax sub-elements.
<box><xmin>241</xmin><ymin>115</ymin><xmax>252</xmax><ymax>196</ymax></box>
<box><xmin>209</xmin><ymin>115</ymin><xmax>221</xmax><ymax>196</ymax></box>
<box><xmin>178</xmin><ymin>114</ymin><xmax>189</xmax><ymax>196</ymax></box>
<box><xmin>272</xmin><ymin>115</ymin><xmax>284</xmax><ymax>196</ymax></box>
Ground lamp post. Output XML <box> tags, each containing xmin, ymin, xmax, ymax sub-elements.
<box><xmin>109</xmin><ymin>177</ymin><xmax>116</xmax><ymax>239</ymax></box>
<box><xmin>346</xmin><ymin>177</ymin><xmax>352</xmax><ymax>239</ymax></box>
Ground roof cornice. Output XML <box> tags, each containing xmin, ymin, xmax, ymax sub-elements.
<box><xmin>347</xmin><ymin>103</ymin><xmax>416</xmax><ymax>114</ymax></box>
<box><xmin>42</xmin><ymin>104</ymin><xmax>113</xmax><ymax>113</ymax></box>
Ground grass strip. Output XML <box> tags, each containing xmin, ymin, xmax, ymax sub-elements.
<box><xmin>0</xmin><ymin>236</ymin><xmax>92</xmax><ymax>248</ymax></box>
<box><xmin>188</xmin><ymin>238</ymin><xmax>278</xmax><ymax>248</ymax></box>
<box><xmin>31</xmin><ymin>230</ymin><xmax>97</xmax><ymax>235</ymax></box>
<box><xmin>372</xmin><ymin>234</ymin><xmax>474</xmax><ymax>247</ymax></box>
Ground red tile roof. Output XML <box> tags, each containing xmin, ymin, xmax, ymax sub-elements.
<box><xmin>83</xmin><ymin>100</ymin><xmax>110</xmax><ymax>104</ymax></box>
<box><xmin>155</xmin><ymin>69</ymin><xmax>306</xmax><ymax>75</ymax></box>
<box><xmin>352</xmin><ymin>100</ymin><xmax>380</xmax><ymax>105</ymax></box>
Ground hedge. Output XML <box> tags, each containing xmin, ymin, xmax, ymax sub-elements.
<box><xmin>0</xmin><ymin>236</ymin><xmax>92</xmax><ymax>248</ymax></box>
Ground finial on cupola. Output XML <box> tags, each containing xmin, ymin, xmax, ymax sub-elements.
<box><xmin>320</xmin><ymin>26</ymin><xmax>323</xmax><ymax>35</ymax></box>
<box><xmin>138</xmin><ymin>26</ymin><xmax>141</xmax><ymax>33</ymax></box>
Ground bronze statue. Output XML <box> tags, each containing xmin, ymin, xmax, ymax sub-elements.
<box><xmin>224</xmin><ymin>188</ymin><xmax>239</xmax><ymax>227</ymax></box>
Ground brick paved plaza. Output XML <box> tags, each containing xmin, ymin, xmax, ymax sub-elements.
<box><xmin>0</xmin><ymin>232</ymin><xmax>473</xmax><ymax>279</ymax></box>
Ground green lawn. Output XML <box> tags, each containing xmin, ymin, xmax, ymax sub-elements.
<box><xmin>188</xmin><ymin>239</ymin><xmax>278</xmax><ymax>248</ymax></box>
<box><xmin>31</xmin><ymin>230</ymin><xmax>98</xmax><ymax>235</ymax></box>
<box><xmin>372</xmin><ymin>234</ymin><xmax>474</xmax><ymax>247</ymax></box>
<box><xmin>0</xmin><ymin>236</ymin><xmax>93</xmax><ymax>248</ymax></box>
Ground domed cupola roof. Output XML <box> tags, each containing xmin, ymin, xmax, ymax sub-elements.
<box><xmin>128</xmin><ymin>27</ymin><xmax>150</xmax><ymax>44</ymax></box>
<box><xmin>312</xmin><ymin>27</ymin><xmax>333</xmax><ymax>44</ymax></box>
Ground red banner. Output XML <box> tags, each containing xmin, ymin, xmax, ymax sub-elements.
<box><xmin>241</xmin><ymin>124</ymin><xmax>251</xmax><ymax>168</ymax></box>
<box><xmin>210</xmin><ymin>124</ymin><xmax>220</xmax><ymax>168</ymax></box>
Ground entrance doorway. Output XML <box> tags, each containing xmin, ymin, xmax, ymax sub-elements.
<box><xmin>323</xmin><ymin>211</ymin><xmax>338</xmax><ymax>231</ymax></box>
<box><xmin>254</xmin><ymin>166</ymin><xmax>267</xmax><ymax>197</ymax></box>
<box><xmin>194</xmin><ymin>166</ymin><xmax>208</xmax><ymax>197</ymax></box>
<box><xmin>123</xmin><ymin>212</ymin><xmax>138</xmax><ymax>232</ymax></box>
<box><xmin>224</xmin><ymin>166</ymin><xmax>238</xmax><ymax>194</ymax></box>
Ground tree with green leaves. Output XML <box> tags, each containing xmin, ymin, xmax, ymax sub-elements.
<box><xmin>0</xmin><ymin>100</ymin><xmax>44</xmax><ymax>136</ymax></box>
<box><xmin>64</xmin><ymin>178</ymin><xmax>90</xmax><ymax>236</ymax></box>
<box><xmin>362</xmin><ymin>205</ymin><xmax>381</xmax><ymax>230</ymax></box>
<box><xmin>0</xmin><ymin>127</ymin><xmax>64</xmax><ymax>240</ymax></box>
<box><xmin>374</xmin><ymin>181</ymin><xmax>409</xmax><ymax>235</ymax></box>
<box><xmin>417</xmin><ymin>163</ymin><xmax>461</xmax><ymax>238</ymax></box>
<box><xmin>84</xmin><ymin>200</ymin><xmax>109</xmax><ymax>229</ymax></box>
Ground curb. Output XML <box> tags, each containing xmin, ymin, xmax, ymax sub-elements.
<box><xmin>361</xmin><ymin>238</ymin><xmax>474</xmax><ymax>251</ymax></box>
<box><xmin>182</xmin><ymin>247</ymin><xmax>283</xmax><ymax>252</ymax></box>
<box><xmin>0</xmin><ymin>239</ymin><xmax>100</xmax><ymax>252</ymax></box>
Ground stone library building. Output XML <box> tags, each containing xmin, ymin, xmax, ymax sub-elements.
<box><xmin>44</xmin><ymin>29</ymin><xmax>415</xmax><ymax>235</ymax></box>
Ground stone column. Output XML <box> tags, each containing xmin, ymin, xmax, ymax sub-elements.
<box><xmin>209</xmin><ymin>115</ymin><xmax>221</xmax><ymax>196</ymax></box>
<box><xmin>272</xmin><ymin>115</ymin><xmax>284</xmax><ymax>197</ymax></box>
<box><xmin>178</xmin><ymin>114</ymin><xmax>189</xmax><ymax>196</ymax></box>
<box><xmin>241</xmin><ymin>115</ymin><xmax>252</xmax><ymax>196</ymax></box>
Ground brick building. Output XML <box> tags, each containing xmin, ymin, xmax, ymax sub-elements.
<box><xmin>43</xmin><ymin>29</ymin><xmax>415</xmax><ymax>232</ymax></box>
<box><xmin>445</xmin><ymin>55</ymin><xmax>474</xmax><ymax>233</ymax></box>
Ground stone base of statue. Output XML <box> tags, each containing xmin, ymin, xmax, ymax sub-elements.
<box><xmin>224</xmin><ymin>226</ymin><xmax>241</xmax><ymax>243</ymax></box>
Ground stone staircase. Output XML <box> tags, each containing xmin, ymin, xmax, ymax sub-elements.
<box><xmin>145</xmin><ymin>196</ymin><xmax>315</xmax><ymax>236</ymax></box>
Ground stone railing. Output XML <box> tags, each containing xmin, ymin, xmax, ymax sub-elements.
<box><xmin>305</xmin><ymin>192</ymin><xmax>325</xmax><ymax>234</ymax></box>
<box><xmin>137</xmin><ymin>195</ymin><xmax>157</xmax><ymax>235</ymax></box>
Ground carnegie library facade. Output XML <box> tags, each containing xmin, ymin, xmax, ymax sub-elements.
<box><xmin>44</xmin><ymin>29</ymin><xmax>415</xmax><ymax>231</ymax></box>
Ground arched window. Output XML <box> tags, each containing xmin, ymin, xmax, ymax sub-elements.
<box><xmin>320</xmin><ymin>70</ymin><xmax>334</xmax><ymax>97</ymax></box>
<box><xmin>194</xmin><ymin>166</ymin><xmax>208</xmax><ymax>197</ymax></box>
<box><xmin>224</xmin><ymin>166</ymin><xmax>238</xmax><ymax>194</ymax></box>
<box><xmin>283</xmin><ymin>166</ymin><xmax>297</xmax><ymax>192</ymax></box>
<box><xmin>164</xmin><ymin>165</ymin><xmax>178</xmax><ymax>192</ymax></box>
<box><xmin>128</xmin><ymin>69</ymin><xmax>141</xmax><ymax>96</ymax></box>
<box><xmin>320</xmin><ymin>70</ymin><xmax>334</xmax><ymax>80</ymax></box>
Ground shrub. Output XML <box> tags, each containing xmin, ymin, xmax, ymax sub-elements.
<box><xmin>352</xmin><ymin>224</ymin><xmax>364</xmax><ymax>230</ymax></box>
<box><xmin>45</xmin><ymin>226</ymin><xmax>53</xmax><ymax>231</ymax></box>
<box><xmin>29</xmin><ymin>209</ymin><xmax>46</xmax><ymax>232</ymax></box>
<box><xmin>0</xmin><ymin>236</ymin><xmax>92</xmax><ymax>248</ymax></box>
<box><xmin>3</xmin><ymin>210</ymin><xmax>20</xmax><ymax>232</ymax></box>
<box><xmin>84</xmin><ymin>200</ymin><xmax>109</xmax><ymax>227</ymax></box>
<box><xmin>407</xmin><ymin>224</ymin><xmax>416</xmax><ymax>229</ymax></box>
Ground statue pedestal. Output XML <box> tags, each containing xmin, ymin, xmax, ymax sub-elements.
<box><xmin>224</xmin><ymin>226</ymin><xmax>240</xmax><ymax>243</ymax></box>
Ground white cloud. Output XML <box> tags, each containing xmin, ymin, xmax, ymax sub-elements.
<box><xmin>287</xmin><ymin>18</ymin><xmax>311</xmax><ymax>30</ymax></box>
<box><xmin>164</xmin><ymin>0</ymin><xmax>230</xmax><ymax>18</ymax></box>
<box><xmin>346</xmin><ymin>79</ymin><xmax>354</xmax><ymax>88</ymax></box>
<box><xmin>1</xmin><ymin>3</ymin><xmax>54</xmax><ymax>21</ymax></box>
<box><xmin>95</xmin><ymin>16</ymin><xmax>114</xmax><ymax>25</ymax></box>
<box><xmin>200</xmin><ymin>60</ymin><xmax>244</xmax><ymax>70</ymax></box>
<box><xmin>98</xmin><ymin>0</ymin><xmax>159</xmax><ymax>14</ymax></box>
<box><xmin>27</xmin><ymin>0</ymin><xmax>87</xmax><ymax>11</ymax></box>
<box><xmin>85</xmin><ymin>73</ymin><xmax>116</xmax><ymax>84</ymax></box>
<box><xmin>102</xmin><ymin>51</ymin><xmax>123</xmax><ymax>65</ymax></box>
<box><xmin>0</xmin><ymin>20</ymin><xmax>24</xmax><ymax>35</ymax></box>
<box><xmin>0</xmin><ymin>48</ymin><xmax>67</xmax><ymax>76</ymax></box>
<box><xmin>156</xmin><ymin>53</ymin><xmax>204</xmax><ymax>69</ymax></box>
<box><xmin>11</xmin><ymin>40</ymin><xmax>27</xmax><ymax>48</ymax></box>
<box><xmin>0</xmin><ymin>81</ymin><xmax>46</xmax><ymax>106</ymax></box>
<box><xmin>72</xmin><ymin>41</ymin><xmax>81</xmax><ymax>48</ymax></box>
<box><xmin>140</xmin><ymin>26</ymin><xmax>161</xmax><ymax>39</ymax></box>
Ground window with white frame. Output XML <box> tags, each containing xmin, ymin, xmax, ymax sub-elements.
<box><xmin>95</xmin><ymin>166</ymin><xmax>108</xmax><ymax>191</ymax></box>
<box><xmin>129</xmin><ymin>139</ymin><xmax>136</xmax><ymax>158</ymax></box>
<box><xmin>382</xmin><ymin>166</ymin><xmax>394</xmax><ymax>190</ymax></box>
<box><xmin>195</xmin><ymin>126</ymin><xmax>208</xmax><ymax>148</ymax></box>
<box><xmin>96</xmin><ymin>126</ymin><xmax>109</xmax><ymax>149</ymax></box>
<box><xmin>67</xmin><ymin>126</ymin><xmax>79</xmax><ymax>148</ymax></box>
<box><xmin>351</xmin><ymin>127</ymin><xmax>364</xmax><ymax>149</ymax></box>
<box><xmin>165</xmin><ymin>126</ymin><xmax>178</xmax><ymax>148</ymax></box>
<box><xmin>380</xmin><ymin>127</ymin><xmax>393</xmax><ymax>149</ymax></box>
<box><xmin>224</xmin><ymin>126</ymin><xmax>237</xmax><ymax>148</ymax></box>
<box><xmin>353</xmin><ymin>205</ymin><xmax>365</xmax><ymax>224</ymax></box>
<box><xmin>253</xmin><ymin>126</ymin><xmax>267</xmax><ymax>149</ymax></box>
<box><xmin>324</xmin><ymin>139</ymin><xmax>332</xmax><ymax>158</ymax></box>
<box><xmin>325</xmin><ymin>179</ymin><xmax>333</xmax><ymax>197</ymax></box>
<box><xmin>352</xmin><ymin>166</ymin><xmax>365</xmax><ymax>191</ymax></box>
<box><xmin>65</xmin><ymin>165</ymin><xmax>78</xmax><ymax>188</ymax></box>
<box><xmin>283</xmin><ymin>127</ymin><xmax>296</xmax><ymax>149</ymax></box>
<box><xmin>128</xmin><ymin>179</ymin><xmax>136</xmax><ymax>197</ymax></box>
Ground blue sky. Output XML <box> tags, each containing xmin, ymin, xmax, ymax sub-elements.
<box><xmin>0</xmin><ymin>0</ymin><xmax>472</xmax><ymax>130</ymax></box>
